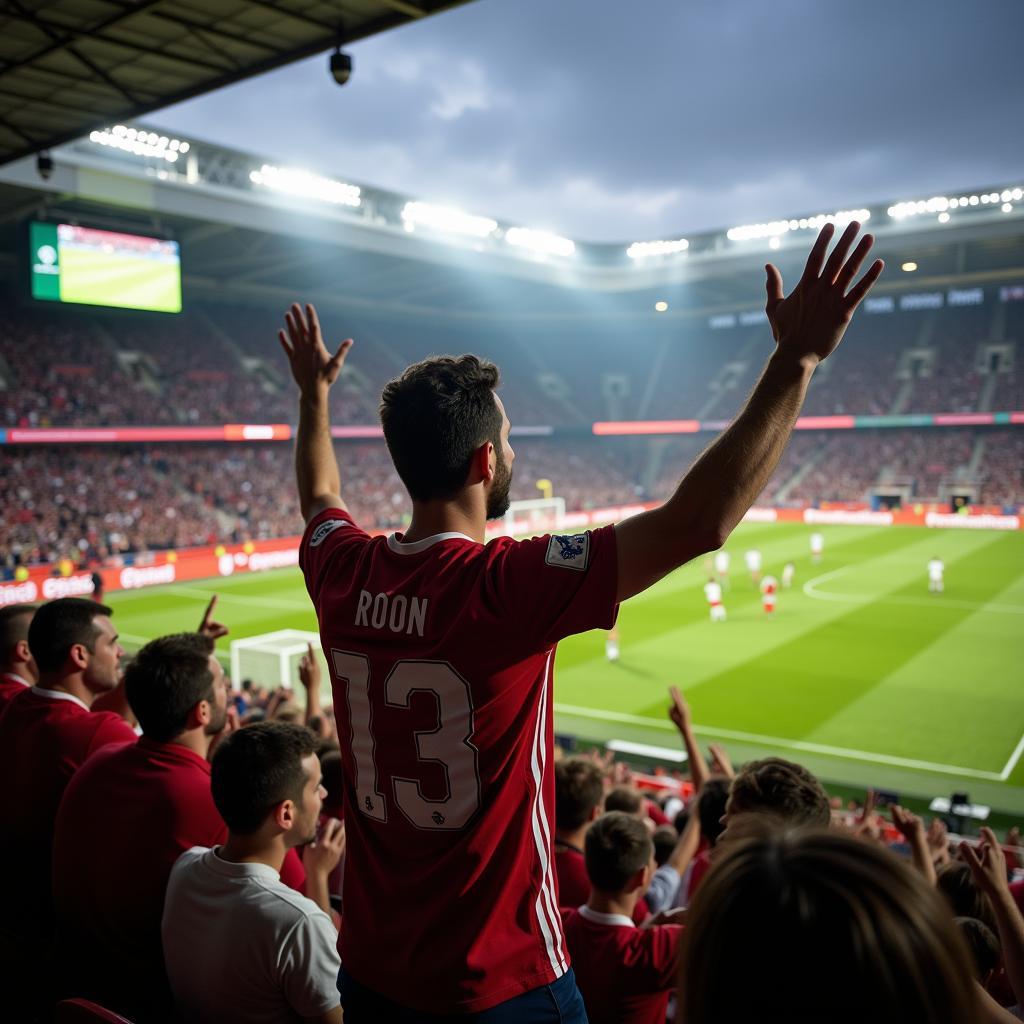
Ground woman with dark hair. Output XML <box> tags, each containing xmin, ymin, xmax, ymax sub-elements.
<box><xmin>679</xmin><ymin>829</ymin><xmax>982</xmax><ymax>1024</ymax></box>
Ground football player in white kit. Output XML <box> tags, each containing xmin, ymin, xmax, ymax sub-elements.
<box><xmin>927</xmin><ymin>556</ymin><xmax>945</xmax><ymax>593</ymax></box>
<box><xmin>704</xmin><ymin>577</ymin><xmax>727</xmax><ymax>622</ymax></box>
<box><xmin>782</xmin><ymin>561</ymin><xmax>796</xmax><ymax>588</ymax></box>
<box><xmin>605</xmin><ymin>624</ymin><xmax>621</xmax><ymax>661</ymax></box>
<box><xmin>760</xmin><ymin>574</ymin><xmax>779</xmax><ymax>616</ymax></box>
<box><xmin>714</xmin><ymin>549</ymin><xmax>731</xmax><ymax>588</ymax></box>
<box><xmin>810</xmin><ymin>532</ymin><xmax>824</xmax><ymax>563</ymax></box>
<box><xmin>744</xmin><ymin>548</ymin><xmax>763</xmax><ymax>585</ymax></box>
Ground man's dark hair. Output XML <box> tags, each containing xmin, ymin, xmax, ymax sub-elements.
<box><xmin>728</xmin><ymin>757</ymin><xmax>830</xmax><ymax>828</ymax></box>
<box><xmin>585</xmin><ymin>811</ymin><xmax>653</xmax><ymax>892</ymax></box>
<box><xmin>698</xmin><ymin>777</ymin><xmax>732</xmax><ymax>846</ymax></box>
<box><xmin>0</xmin><ymin>603</ymin><xmax>36</xmax><ymax>663</ymax></box>
<box><xmin>211</xmin><ymin>722</ymin><xmax>317</xmax><ymax>835</ymax></box>
<box><xmin>652</xmin><ymin>825</ymin><xmax>678</xmax><ymax>867</ymax></box>
<box><xmin>937</xmin><ymin>862</ymin><xmax>996</xmax><ymax>931</ymax></box>
<box><xmin>604</xmin><ymin>785</ymin><xmax>643</xmax><ymax>816</ymax></box>
<box><xmin>28</xmin><ymin>597</ymin><xmax>112</xmax><ymax>674</ymax></box>
<box><xmin>90</xmin><ymin>572</ymin><xmax>104</xmax><ymax>601</ymax></box>
<box><xmin>380</xmin><ymin>354</ymin><xmax>502</xmax><ymax>502</ymax></box>
<box><xmin>124</xmin><ymin>633</ymin><xmax>215</xmax><ymax>742</ymax></box>
<box><xmin>954</xmin><ymin>917</ymin><xmax>1001</xmax><ymax>982</ymax></box>
<box><xmin>555</xmin><ymin>758</ymin><xmax>605</xmax><ymax>831</ymax></box>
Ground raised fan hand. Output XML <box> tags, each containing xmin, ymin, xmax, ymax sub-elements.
<box><xmin>765</xmin><ymin>221</ymin><xmax>884</xmax><ymax>364</ymax></box>
<box><xmin>198</xmin><ymin>594</ymin><xmax>229</xmax><ymax>640</ymax></box>
<box><xmin>278</xmin><ymin>302</ymin><xmax>353</xmax><ymax>396</ymax></box>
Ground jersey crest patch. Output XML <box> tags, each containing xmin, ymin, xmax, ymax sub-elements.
<box><xmin>545</xmin><ymin>533</ymin><xmax>589</xmax><ymax>572</ymax></box>
<box><xmin>309</xmin><ymin>517</ymin><xmax>347</xmax><ymax>547</ymax></box>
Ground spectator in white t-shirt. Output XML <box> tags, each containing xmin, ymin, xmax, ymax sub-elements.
<box><xmin>162</xmin><ymin>722</ymin><xmax>345</xmax><ymax>1024</ymax></box>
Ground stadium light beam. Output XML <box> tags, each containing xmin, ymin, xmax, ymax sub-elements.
<box><xmin>89</xmin><ymin>126</ymin><xmax>187</xmax><ymax>163</ymax></box>
<box><xmin>249</xmin><ymin>164</ymin><xmax>361</xmax><ymax>208</ymax></box>
<box><xmin>400</xmin><ymin>201</ymin><xmax>497</xmax><ymax>238</ymax></box>
<box><xmin>726</xmin><ymin>208</ymin><xmax>869</xmax><ymax>242</ymax></box>
<box><xmin>626</xmin><ymin>238</ymin><xmax>689</xmax><ymax>259</ymax></box>
<box><xmin>504</xmin><ymin>227</ymin><xmax>575</xmax><ymax>257</ymax></box>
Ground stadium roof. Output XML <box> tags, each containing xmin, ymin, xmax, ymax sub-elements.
<box><xmin>0</xmin><ymin>0</ymin><xmax>472</xmax><ymax>168</ymax></box>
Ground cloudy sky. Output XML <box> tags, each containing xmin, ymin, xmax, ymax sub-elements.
<box><xmin>151</xmin><ymin>0</ymin><xmax>1023</xmax><ymax>243</ymax></box>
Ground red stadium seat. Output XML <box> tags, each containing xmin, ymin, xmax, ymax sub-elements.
<box><xmin>55</xmin><ymin>999</ymin><xmax>136</xmax><ymax>1024</ymax></box>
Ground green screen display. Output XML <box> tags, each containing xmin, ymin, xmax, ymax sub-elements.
<box><xmin>30</xmin><ymin>222</ymin><xmax>182</xmax><ymax>313</ymax></box>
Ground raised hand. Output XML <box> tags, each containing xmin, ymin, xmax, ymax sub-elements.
<box><xmin>298</xmin><ymin>642</ymin><xmax>321</xmax><ymax>692</ymax></box>
<box><xmin>962</xmin><ymin>826</ymin><xmax>1011</xmax><ymax>898</ymax></box>
<box><xmin>765</xmin><ymin>221</ymin><xmax>884</xmax><ymax>364</ymax></box>
<box><xmin>278</xmin><ymin>302</ymin><xmax>353</xmax><ymax>397</ymax></box>
<box><xmin>890</xmin><ymin>804</ymin><xmax>925</xmax><ymax>843</ymax></box>
<box><xmin>198</xmin><ymin>594</ymin><xmax>229</xmax><ymax>640</ymax></box>
<box><xmin>707</xmin><ymin>743</ymin><xmax>734</xmax><ymax>779</ymax></box>
<box><xmin>668</xmin><ymin>685</ymin><xmax>691</xmax><ymax>733</ymax></box>
<box><xmin>304</xmin><ymin>818</ymin><xmax>346</xmax><ymax>877</ymax></box>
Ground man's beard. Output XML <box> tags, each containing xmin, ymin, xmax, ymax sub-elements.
<box><xmin>205</xmin><ymin>704</ymin><xmax>228</xmax><ymax>737</ymax></box>
<box><xmin>485</xmin><ymin>450</ymin><xmax>513</xmax><ymax>520</ymax></box>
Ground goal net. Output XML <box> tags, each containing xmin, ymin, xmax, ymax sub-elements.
<box><xmin>502</xmin><ymin>497</ymin><xmax>567</xmax><ymax>538</ymax></box>
<box><xmin>229</xmin><ymin>629</ymin><xmax>327</xmax><ymax>691</ymax></box>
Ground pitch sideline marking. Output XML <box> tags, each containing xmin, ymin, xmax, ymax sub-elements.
<box><xmin>553</xmin><ymin>702</ymin><xmax>1008</xmax><ymax>781</ymax></box>
<box><xmin>1000</xmin><ymin>733</ymin><xmax>1024</xmax><ymax>781</ymax></box>
<box><xmin>803</xmin><ymin>567</ymin><xmax>1024</xmax><ymax>615</ymax></box>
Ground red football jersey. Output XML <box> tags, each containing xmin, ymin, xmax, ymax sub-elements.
<box><xmin>0</xmin><ymin>670</ymin><xmax>30</xmax><ymax>710</ymax></box>
<box><xmin>52</xmin><ymin>738</ymin><xmax>227</xmax><ymax>1014</ymax></box>
<box><xmin>300</xmin><ymin>508</ymin><xmax>619</xmax><ymax>1013</ymax></box>
<box><xmin>0</xmin><ymin>686</ymin><xmax>136</xmax><ymax>940</ymax></box>
<box><xmin>561</xmin><ymin>906</ymin><xmax>683</xmax><ymax>1024</ymax></box>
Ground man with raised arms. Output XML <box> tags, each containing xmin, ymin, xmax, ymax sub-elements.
<box><xmin>280</xmin><ymin>221</ymin><xmax>883</xmax><ymax>1021</ymax></box>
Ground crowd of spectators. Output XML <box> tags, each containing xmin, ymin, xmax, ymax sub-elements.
<box><xmin>3</xmin><ymin>426</ymin><xmax>1020</xmax><ymax>573</ymax></box>
<box><xmin>2</xmin><ymin>597</ymin><xmax>1020</xmax><ymax>1022</ymax></box>
<box><xmin>2</xmin><ymin>298</ymin><xmax>1019</xmax><ymax>429</ymax></box>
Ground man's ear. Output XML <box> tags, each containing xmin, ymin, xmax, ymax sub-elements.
<box><xmin>273</xmin><ymin>799</ymin><xmax>295</xmax><ymax>833</ymax></box>
<box><xmin>475</xmin><ymin>440</ymin><xmax>495</xmax><ymax>485</ymax></box>
<box><xmin>69</xmin><ymin>642</ymin><xmax>90</xmax><ymax>671</ymax></box>
<box><xmin>589</xmin><ymin>804</ymin><xmax>602</xmax><ymax>823</ymax></box>
<box><xmin>186</xmin><ymin>699</ymin><xmax>211</xmax><ymax>731</ymax></box>
<box><xmin>14</xmin><ymin>638</ymin><xmax>31</xmax><ymax>665</ymax></box>
<box><xmin>624</xmin><ymin>865</ymin><xmax>649</xmax><ymax>895</ymax></box>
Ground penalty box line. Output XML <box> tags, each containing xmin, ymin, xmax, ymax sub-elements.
<box><xmin>554</xmin><ymin>702</ymin><xmax>1018</xmax><ymax>783</ymax></box>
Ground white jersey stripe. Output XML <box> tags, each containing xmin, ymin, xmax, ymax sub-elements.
<box><xmin>528</xmin><ymin>650</ymin><xmax>566</xmax><ymax>977</ymax></box>
<box><xmin>534</xmin><ymin>655</ymin><xmax>567</xmax><ymax>970</ymax></box>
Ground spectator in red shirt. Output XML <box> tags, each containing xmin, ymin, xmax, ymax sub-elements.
<box><xmin>555</xmin><ymin>758</ymin><xmax>606</xmax><ymax>910</ymax></box>
<box><xmin>680</xmin><ymin>829</ymin><xmax>981</xmax><ymax>1023</ymax></box>
<box><xmin>0</xmin><ymin>597</ymin><xmax>133</xmax><ymax>1012</ymax></box>
<box><xmin>562</xmin><ymin>812</ymin><xmax>685</xmax><ymax>1024</ymax></box>
<box><xmin>0</xmin><ymin>602</ymin><xmax>38</xmax><ymax>709</ymax></box>
<box><xmin>52</xmin><ymin>631</ymin><xmax>230</xmax><ymax>1020</ymax></box>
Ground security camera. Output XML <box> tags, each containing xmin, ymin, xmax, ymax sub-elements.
<box><xmin>329</xmin><ymin>48</ymin><xmax>353</xmax><ymax>86</ymax></box>
<box><xmin>37</xmin><ymin>151</ymin><xmax>54</xmax><ymax>181</ymax></box>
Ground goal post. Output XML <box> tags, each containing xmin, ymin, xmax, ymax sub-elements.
<box><xmin>503</xmin><ymin>496</ymin><xmax>567</xmax><ymax>537</ymax></box>
<box><xmin>229</xmin><ymin>628</ymin><xmax>327</xmax><ymax>693</ymax></box>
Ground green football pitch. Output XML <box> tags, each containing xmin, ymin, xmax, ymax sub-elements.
<box><xmin>106</xmin><ymin>522</ymin><xmax>1024</xmax><ymax>813</ymax></box>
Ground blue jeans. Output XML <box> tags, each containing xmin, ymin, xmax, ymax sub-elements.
<box><xmin>337</xmin><ymin>966</ymin><xmax>589</xmax><ymax>1023</ymax></box>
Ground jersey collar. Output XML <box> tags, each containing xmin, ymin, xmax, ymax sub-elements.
<box><xmin>2</xmin><ymin>672</ymin><xmax>31</xmax><ymax>688</ymax></box>
<box><xmin>30</xmin><ymin>685</ymin><xmax>89</xmax><ymax>712</ymax></box>
<box><xmin>578</xmin><ymin>904</ymin><xmax>636</xmax><ymax>928</ymax></box>
<box><xmin>387</xmin><ymin>531</ymin><xmax>476</xmax><ymax>555</ymax></box>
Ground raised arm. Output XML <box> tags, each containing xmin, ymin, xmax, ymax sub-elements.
<box><xmin>668</xmin><ymin>686</ymin><xmax>709</xmax><ymax>794</ymax></box>
<box><xmin>614</xmin><ymin>222</ymin><xmax>883</xmax><ymax>602</ymax></box>
<box><xmin>278</xmin><ymin>303</ymin><xmax>353</xmax><ymax>523</ymax></box>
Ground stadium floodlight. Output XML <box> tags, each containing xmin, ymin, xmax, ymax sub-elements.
<box><xmin>89</xmin><ymin>126</ymin><xmax>187</xmax><ymax>163</ymax></box>
<box><xmin>901</xmin><ymin>262</ymin><xmax>918</xmax><ymax>272</ymax></box>
<box><xmin>400</xmin><ymin>201</ymin><xmax>497</xmax><ymax>238</ymax></box>
<box><xmin>654</xmin><ymin>300</ymin><xmax>669</xmax><ymax>312</ymax></box>
<box><xmin>726</xmin><ymin>208</ymin><xmax>870</xmax><ymax>242</ymax></box>
<box><xmin>1003</xmin><ymin>203</ymin><xmax>1014</xmax><ymax>214</ymax></box>
<box><xmin>249</xmin><ymin>164</ymin><xmax>361</xmax><ymax>207</ymax></box>
<box><xmin>504</xmin><ymin>227</ymin><xmax>575</xmax><ymax>257</ymax></box>
<box><xmin>889</xmin><ymin>187</ymin><xmax>1021</xmax><ymax>220</ymax></box>
<box><xmin>626</xmin><ymin>238</ymin><xmax>689</xmax><ymax>259</ymax></box>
